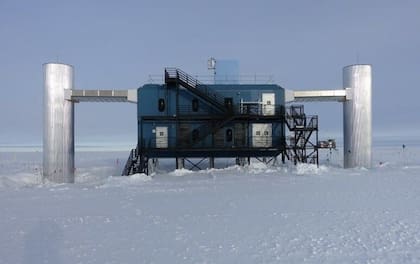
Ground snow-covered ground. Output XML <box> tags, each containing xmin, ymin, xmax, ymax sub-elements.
<box><xmin>1</xmin><ymin>142</ymin><xmax>420</xmax><ymax>263</ymax></box>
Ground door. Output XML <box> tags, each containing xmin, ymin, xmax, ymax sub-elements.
<box><xmin>252</xmin><ymin>123</ymin><xmax>272</xmax><ymax>147</ymax></box>
<box><xmin>225</xmin><ymin>128</ymin><xmax>234</xmax><ymax>147</ymax></box>
<box><xmin>156</xmin><ymin>126</ymin><xmax>168</xmax><ymax>148</ymax></box>
<box><xmin>262</xmin><ymin>93</ymin><xmax>275</xmax><ymax>116</ymax></box>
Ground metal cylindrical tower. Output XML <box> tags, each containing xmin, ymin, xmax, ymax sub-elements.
<box><xmin>43</xmin><ymin>63</ymin><xmax>75</xmax><ymax>183</ymax></box>
<box><xmin>343</xmin><ymin>64</ymin><xmax>372</xmax><ymax>168</ymax></box>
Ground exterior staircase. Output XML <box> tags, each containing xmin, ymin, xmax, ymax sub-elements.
<box><xmin>165</xmin><ymin>68</ymin><xmax>227</xmax><ymax>113</ymax></box>
<box><xmin>165</xmin><ymin>68</ymin><xmax>238</xmax><ymax>145</ymax></box>
<box><xmin>284</xmin><ymin>105</ymin><xmax>319</xmax><ymax>165</ymax></box>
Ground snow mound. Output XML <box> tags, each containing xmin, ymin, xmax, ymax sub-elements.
<box><xmin>99</xmin><ymin>173</ymin><xmax>151</xmax><ymax>188</ymax></box>
<box><xmin>130</xmin><ymin>173</ymin><xmax>152</xmax><ymax>182</ymax></box>
<box><xmin>168</xmin><ymin>168</ymin><xmax>195</xmax><ymax>177</ymax></box>
<box><xmin>294</xmin><ymin>163</ymin><xmax>329</xmax><ymax>175</ymax></box>
<box><xmin>247</xmin><ymin>162</ymin><xmax>274</xmax><ymax>174</ymax></box>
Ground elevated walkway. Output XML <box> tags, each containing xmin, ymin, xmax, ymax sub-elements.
<box><xmin>65</xmin><ymin>89</ymin><xmax>137</xmax><ymax>103</ymax></box>
<box><xmin>286</xmin><ymin>89</ymin><xmax>350</xmax><ymax>102</ymax></box>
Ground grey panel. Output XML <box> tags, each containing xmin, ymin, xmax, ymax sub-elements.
<box><xmin>84</xmin><ymin>90</ymin><xmax>98</xmax><ymax>96</ymax></box>
<box><xmin>71</xmin><ymin>90</ymin><xmax>84</xmax><ymax>96</ymax></box>
<box><xmin>114</xmin><ymin>90</ymin><xmax>127</xmax><ymax>97</ymax></box>
<box><xmin>99</xmin><ymin>90</ymin><xmax>113</xmax><ymax>97</ymax></box>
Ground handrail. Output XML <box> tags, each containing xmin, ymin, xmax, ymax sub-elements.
<box><xmin>285</xmin><ymin>105</ymin><xmax>318</xmax><ymax>131</ymax></box>
<box><xmin>151</xmin><ymin>73</ymin><xmax>275</xmax><ymax>84</ymax></box>
<box><xmin>122</xmin><ymin>147</ymin><xmax>137</xmax><ymax>176</ymax></box>
<box><xmin>164</xmin><ymin>68</ymin><xmax>288</xmax><ymax>151</ymax></box>
<box><xmin>165</xmin><ymin>68</ymin><xmax>226</xmax><ymax>112</ymax></box>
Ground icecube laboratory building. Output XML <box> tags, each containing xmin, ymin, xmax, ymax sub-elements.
<box><xmin>43</xmin><ymin>62</ymin><xmax>372</xmax><ymax>183</ymax></box>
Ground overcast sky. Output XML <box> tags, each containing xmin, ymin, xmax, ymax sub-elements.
<box><xmin>1</xmin><ymin>0</ymin><xmax>419</xmax><ymax>145</ymax></box>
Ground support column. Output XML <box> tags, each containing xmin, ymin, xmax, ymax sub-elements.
<box><xmin>236</xmin><ymin>157</ymin><xmax>248</xmax><ymax>166</ymax></box>
<box><xmin>343</xmin><ymin>64</ymin><xmax>372</xmax><ymax>168</ymax></box>
<box><xmin>43</xmin><ymin>63</ymin><xmax>75</xmax><ymax>183</ymax></box>
<box><xmin>209</xmin><ymin>157</ymin><xmax>215</xmax><ymax>169</ymax></box>
<box><xmin>148</xmin><ymin>158</ymin><xmax>158</xmax><ymax>175</ymax></box>
<box><xmin>176</xmin><ymin>158</ymin><xmax>184</xmax><ymax>169</ymax></box>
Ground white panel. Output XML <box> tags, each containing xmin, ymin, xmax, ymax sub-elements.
<box><xmin>262</xmin><ymin>93</ymin><xmax>275</xmax><ymax>116</ymax></box>
<box><xmin>156</xmin><ymin>126</ymin><xmax>168</xmax><ymax>148</ymax></box>
<box><xmin>252</xmin><ymin>123</ymin><xmax>272</xmax><ymax>147</ymax></box>
<box><xmin>343</xmin><ymin>65</ymin><xmax>372</xmax><ymax>168</ymax></box>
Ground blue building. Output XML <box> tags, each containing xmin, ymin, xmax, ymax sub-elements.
<box><xmin>124</xmin><ymin>68</ymin><xmax>288</xmax><ymax>175</ymax></box>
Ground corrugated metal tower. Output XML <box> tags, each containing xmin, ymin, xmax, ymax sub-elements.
<box><xmin>43</xmin><ymin>63</ymin><xmax>75</xmax><ymax>183</ymax></box>
<box><xmin>343</xmin><ymin>65</ymin><xmax>372</xmax><ymax>168</ymax></box>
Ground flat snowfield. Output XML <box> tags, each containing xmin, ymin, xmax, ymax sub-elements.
<box><xmin>1</xmin><ymin>146</ymin><xmax>420</xmax><ymax>263</ymax></box>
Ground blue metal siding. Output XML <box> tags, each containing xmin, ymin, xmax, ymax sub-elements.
<box><xmin>137</xmin><ymin>83</ymin><xmax>285</xmax><ymax>155</ymax></box>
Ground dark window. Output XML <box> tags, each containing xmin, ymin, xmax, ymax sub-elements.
<box><xmin>224</xmin><ymin>98</ymin><xmax>233</xmax><ymax>111</ymax></box>
<box><xmin>192</xmin><ymin>98</ymin><xmax>199</xmax><ymax>112</ymax></box>
<box><xmin>192</xmin><ymin>129</ymin><xmax>199</xmax><ymax>142</ymax></box>
<box><xmin>158</xmin><ymin>98</ymin><xmax>165</xmax><ymax>112</ymax></box>
<box><xmin>226</xmin><ymin>129</ymin><xmax>233</xmax><ymax>142</ymax></box>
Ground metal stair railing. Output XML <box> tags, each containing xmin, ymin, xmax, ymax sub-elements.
<box><xmin>165</xmin><ymin>68</ymin><xmax>226</xmax><ymax>112</ymax></box>
<box><xmin>165</xmin><ymin>67</ymin><xmax>241</xmax><ymax>145</ymax></box>
<box><xmin>193</xmin><ymin>113</ymin><xmax>238</xmax><ymax>145</ymax></box>
<box><xmin>122</xmin><ymin>147</ymin><xmax>137</xmax><ymax>176</ymax></box>
<box><xmin>285</xmin><ymin>105</ymin><xmax>317</xmax><ymax>131</ymax></box>
<box><xmin>187</xmin><ymin>101</ymin><xmax>244</xmax><ymax>146</ymax></box>
<box><xmin>182</xmin><ymin>103</ymin><xmax>284</xmax><ymax>149</ymax></box>
<box><xmin>284</xmin><ymin>105</ymin><xmax>319</xmax><ymax>166</ymax></box>
<box><xmin>121</xmin><ymin>146</ymin><xmax>152</xmax><ymax>175</ymax></box>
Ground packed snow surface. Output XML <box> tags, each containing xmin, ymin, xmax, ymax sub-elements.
<box><xmin>1</xmin><ymin>145</ymin><xmax>420</xmax><ymax>263</ymax></box>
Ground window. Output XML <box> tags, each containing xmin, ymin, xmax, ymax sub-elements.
<box><xmin>192</xmin><ymin>98</ymin><xmax>199</xmax><ymax>112</ymax></box>
<box><xmin>158</xmin><ymin>98</ymin><xmax>165</xmax><ymax>112</ymax></box>
<box><xmin>264</xmin><ymin>131</ymin><xmax>269</xmax><ymax>136</ymax></box>
<box><xmin>159</xmin><ymin>132</ymin><xmax>164</xmax><ymax>136</ymax></box>
<box><xmin>224</xmin><ymin>98</ymin><xmax>233</xmax><ymax>111</ymax></box>
<box><xmin>256</xmin><ymin>131</ymin><xmax>261</xmax><ymax>136</ymax></box>
<box><xmin>226</xmin><ymin>129</ymin><xmax>233</xmax><ymax>142</ymax></box>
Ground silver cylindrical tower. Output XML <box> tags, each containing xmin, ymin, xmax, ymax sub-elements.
<box><xmin>43</xmin><ymin>63</ymin><xmax>75</xmax><ymax>183</ymax></box>
<box><xmin>343</xmin><ymin>64</ymin><xmax>372</xmax><ymax>168</ymax></box>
